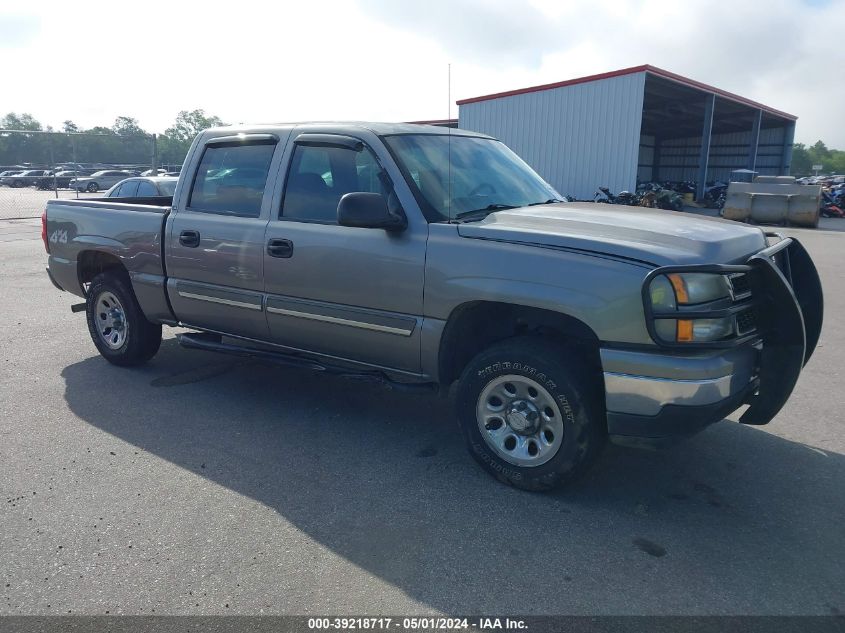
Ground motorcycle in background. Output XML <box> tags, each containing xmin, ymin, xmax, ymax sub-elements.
<box><xmin>594</xmin><ymin>187</ymin><xmax>641</xmax><ymax>206</ymax></box>
<box><xmin>820</xmin><ymin>191</ymin><xmax>845</xmax><ymax>218</ymax></box>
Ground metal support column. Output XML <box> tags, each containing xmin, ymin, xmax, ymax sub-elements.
<box><xmin>747</xmin><ymin>109</ymin><xmax>762</xmax><ymax>171</ymax></box>
<box><xmin>47</xmin><ymin>131</ymin><xmax>57</xmax><ymax>198</ymax></box>
<box><xmin>653</xmin><ymin>137</ymin><xmax>661</xmax><ymax>183</ymax></box>
<box><xmin>781</xmin><ymin>123</ymin><xmax>795</xmax><ymax>176</ymax></box>
<box><xmin>151</xmin><ymin>133</ymin><xmax>158</xmax><ymax>174</ymax></box>
<box><xmin>696</xmin><ymin>94</ymin><xmax>715</xmax><ymax>201</ymax></box>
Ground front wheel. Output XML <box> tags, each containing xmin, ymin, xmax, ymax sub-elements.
<box><xmin>455</xmin><ymin>337</ymin><xmax>605</xmax><ymax>491</ymax></box>
<box><xmin>86</xmin><ymin>182</ymin><xmax>99</xmax><ymax>192</ymax></box>
<box><xmin>85</xmin><ymin>272</ymin><xmax>162</xmax><ymax>366</ymax></box>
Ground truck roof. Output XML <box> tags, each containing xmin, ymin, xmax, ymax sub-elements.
<box><xmin>201</xmin><ymin>121</ymin><xmax>494</xmax><ymax>139</ymax></box>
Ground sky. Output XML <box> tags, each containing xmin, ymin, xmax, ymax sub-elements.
<box><xmin>1</xmin><ymin>0</ymin><xmax>842</xmax><ymax>146</ymax></box>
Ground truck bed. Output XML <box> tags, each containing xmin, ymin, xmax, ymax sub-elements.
<box><xmin>44</xmin><ymin>196</ymin><xmax>174</xmax><ymax>322</ymax></box>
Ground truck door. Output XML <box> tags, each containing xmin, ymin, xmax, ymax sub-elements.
<box><xmin>165</xmin><ymin>134</ymin><xmax>285</xmax><ymax>339</ymax></box>
<box><xmin>263</xmin><ymin>133</ymin><xmax>426</xmax><ymax>373</ymax></box>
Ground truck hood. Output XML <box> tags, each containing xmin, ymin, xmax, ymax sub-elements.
<box><xmin>456</xmin><ymin>202</ymin><xmax>767</xmax><ymax>266</ymax></box>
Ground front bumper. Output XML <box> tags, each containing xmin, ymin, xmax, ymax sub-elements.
<box><xmin>604</xmin><ymin>235</ymin><xmax>823</xmax><ymax>447</ymax></box>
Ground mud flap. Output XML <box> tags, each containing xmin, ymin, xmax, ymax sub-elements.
<box><xmin>739</xmin><ymin>238</ymin><xmax>822</xmax><ymax>425</ymax></box>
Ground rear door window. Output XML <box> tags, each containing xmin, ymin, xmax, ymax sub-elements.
<box><xmin>118</xmin><ymin>180</ymin><xmax>139</xmax><ymax>197</ymax></box>
<box><xmin>188</xmin><ymin>142</ymin><xmax>276</xmax><ymax>217</ymax></box>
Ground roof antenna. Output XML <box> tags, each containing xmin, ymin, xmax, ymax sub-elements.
<box><xmin>448</xmin><ymin>62</ymin><xmax>452</xmax><ymax>221</ymax></box>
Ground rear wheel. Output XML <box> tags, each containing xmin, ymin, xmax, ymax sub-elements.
<box><xmin>85</xmin><ymin>272</ymin><xmax>161</xmax><ymax>366</ymax></box>
<box><xmin>455</xmin><ymin>336</ymin><xmax>605</xmax><ymax>491</ymax></box>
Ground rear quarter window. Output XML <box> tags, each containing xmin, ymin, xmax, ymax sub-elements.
<box><xmin>136</xmin><ymin>181</ymin><xmax>158</xmax><ymax>196</ymax></box>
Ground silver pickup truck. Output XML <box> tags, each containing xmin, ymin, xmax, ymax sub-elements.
<box><xmin>44</xmin><ymin>123</ymin><xmax>823</xmax><ymax>490</ymax></box>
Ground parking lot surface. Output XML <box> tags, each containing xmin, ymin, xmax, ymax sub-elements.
<box><xmin>1</xmin><ymin>210</ymin><xmax>844</xmax><ymax>616</ymax></box>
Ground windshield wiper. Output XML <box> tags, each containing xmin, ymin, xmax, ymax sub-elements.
<box><xmin>453</xmin><ymin>203</ymin><xmax>517</xmax><ymax>223</ymax></box>
<box><xmin>527</xmin><ymin>198</ymin><xmax>563</xmax><ymax>206</ymax></box>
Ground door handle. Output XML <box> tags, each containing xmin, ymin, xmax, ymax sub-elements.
<box><xmin>179</xmin><ymin>230</ymin><xmax>200</xmax><ymax>248</ymax></box>
<box><xmin>267</xmin><ymin>238</ymin><xmax>293</xmax><ymax>258</ymax></box>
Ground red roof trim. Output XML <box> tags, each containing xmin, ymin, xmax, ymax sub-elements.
<box><xmin>455</xmin><ymin>64</ymin><xmax>797</xmax><ymax>121</ymax></box>
<box><xmin>455</xmin><ymin>65</ymin><xmax>650</xmax><ymax>106</ymax></box>
<box><xmin>405</xmin><ymin>118</ymin><xmax>459</xmax><ymax>125</ymax></box>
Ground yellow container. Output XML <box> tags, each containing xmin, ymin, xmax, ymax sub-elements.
<box><xmin>683</xmin><ymin>192</ymin><xmax>694</xmax><ymax>204</ymax></box>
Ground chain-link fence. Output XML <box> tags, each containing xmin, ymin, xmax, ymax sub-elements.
<box><xmin>0</xmin><ymin>129</ymin><xmax>183</xmax><ymax>219</ymax></box>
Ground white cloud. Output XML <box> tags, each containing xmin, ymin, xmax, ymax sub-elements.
<box><xmin>2</xmin><ymin>0</ymin><xmax>842</xmax><ymax>146</ymax></box>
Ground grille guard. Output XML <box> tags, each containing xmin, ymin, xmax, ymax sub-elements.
<box><xmin>641</xmin><ymin>234</ymin><xmax>824</xmax><ymax>426</ymax></box>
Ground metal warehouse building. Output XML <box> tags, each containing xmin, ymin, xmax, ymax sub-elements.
<box><xmin>456</xmin><ymin>65</ymin><xmax>797</xmax><ymax>201</ymax></box>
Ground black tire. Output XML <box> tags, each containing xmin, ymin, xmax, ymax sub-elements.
<box><xmin>85</xmin><ymin>271</ymin><xmax>162</xmax><ymax>366</ymax></box>
<box><xmin>86</xmin><ymin>182</ymin><xmax>99</xmax><ymax>192</ymax></box>
<box><xmin>455</xmin><ymin>336</ymin><xmax>606</xmax><ymax>491</ymax></box>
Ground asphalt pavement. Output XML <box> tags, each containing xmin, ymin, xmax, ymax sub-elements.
<box><xmin>1</xmin><ymin>218</ymin><xmax>843</xmax><ymax>616</ymax></box>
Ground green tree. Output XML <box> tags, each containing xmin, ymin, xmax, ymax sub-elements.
<box><xmin>112</xmin><ymin>116</ymin><xmax>146</xmax><ymax>137</ymax></box>
<box><xmin>85</xmin><ymin>126</ymin><xmax>115</xmax><ymax>136</ymax></box>
<box><xmin>1</xmin><ymin>112</ymin><xmax>42</xmax><ymax>131</ymax></box>
<box><xmin>810</xmin><ymin>140</ymin><xmax>829</xmax><ymax>159</ymax></box>
<box><xmin>157</xmin><ymin>109</ymin><xmax>225</xmax><ymax>166</ymax></box>
<box><xmin>0</xmin><ymin>113</ymin><xmax>45</xmax><ymax>164</ymax></box>
<box><xmin>827</xmin><ymin>150</ymin><xmax>845</xmax><ymax>175</ymax></box>
<box><xmin>790</xmin><ymin>141</ymin><xmax>845</xmax><ymax>175</ymax></box>
<box><xmin>62</xmin><ymin>120</ymin><xmax>79</xmax><ymax>133</ymax></box>
<box><xmin>791</xmin><ymin>143</ymin><xmax>811</xmax><ymax>175</ymax></box>
<box><xmin>164</xmin><ymin>109</ymin><xmax>224</xmax><ymax>143</ymax></box>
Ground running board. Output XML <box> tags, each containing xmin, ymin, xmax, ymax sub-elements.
<box><xmin>176</xmin><ymin>332</ymin><xmax>438</xmax><ymax>394</ymax></box>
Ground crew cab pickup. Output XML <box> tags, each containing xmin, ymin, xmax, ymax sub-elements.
<box><xmin>44</xmin><ymin>123</ymin><xmax>824</xmax><ymax>490</ymax></box>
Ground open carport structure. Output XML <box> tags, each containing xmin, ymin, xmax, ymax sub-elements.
<box><xmin>457</xmin><ymin>65</ymin><xmax>797</xmax><ymax>201</ymax></box>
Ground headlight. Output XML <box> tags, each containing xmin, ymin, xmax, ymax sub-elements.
<box><xmin>648</xmin><ymin>272</ymin><xmax>736</xmax><ymax>343</ymax></box>
<box><xmin>666</xmin><ymin>273</ymin><xmax>731</xmax><ymax>304</ymax></box>
<box><xmin>649</xmin><ymin>275</ymin><xmax>676</xmax><ymax>311</ymax></box>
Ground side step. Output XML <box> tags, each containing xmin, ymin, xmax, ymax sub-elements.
<box><xmin>176</xmin><ymin>332</ymin><xmax>438</xmax><ymax>394</ymax></box>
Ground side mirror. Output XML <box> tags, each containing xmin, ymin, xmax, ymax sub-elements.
<box><xmin>337</xmin><ymin>192</ymin><xmax>407</xmax><ymax>231</ymax></box>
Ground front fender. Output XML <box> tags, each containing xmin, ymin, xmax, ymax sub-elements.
<box><xmin>424</xmin><ymin>225</ymin><xmax>654</xmax><ymax>345</ymax></box>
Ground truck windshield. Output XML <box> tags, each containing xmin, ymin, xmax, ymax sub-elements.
<box><xmin>383</xmin><ymin>134</ymin><xmax>561</xmax><ymax>222</ymax></box>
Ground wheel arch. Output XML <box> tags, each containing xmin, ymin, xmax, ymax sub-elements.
<box><xmin>77</xmin><ymin>249</ymin><xmax>128</xmax><ymax>291</ymax></box>
<box><xmin>437</xmin><ymin>301</ymin><xmax>603</xmax><ymax>390</ymax></box>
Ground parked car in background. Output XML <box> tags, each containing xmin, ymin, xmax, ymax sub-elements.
<box><xmin>104</xmin><ymin>176</ymin><xmax>178</xmax><ymax>198</ymax></box>
<box><xmin>140</xmin><ymin>168</ymin><xmax>168</xmax><ymax>177</ymax></box>
<box><xmin>68</xmin><ymin>170</ymin><xmax>133</xmax><ymax>192</ymax></box>
<box><xmin>34</xmin><ymin>169</ymin><xmax>100</xmax><ymax>190</ymax></box>
<box><xmin>0</xmin><ymin>170</ymin><xmax>24</xmax><ymax>179</ymax></box>
<box><xmin>0</xmin><ymin>169</ymin><xmax>51</xmax><ymax>188</ymax></box>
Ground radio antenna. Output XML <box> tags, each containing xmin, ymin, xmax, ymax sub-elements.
<box><xmin>448</xmin><ymin>62</ymin><xmax>452</xmax><ymax>221</ymax></box>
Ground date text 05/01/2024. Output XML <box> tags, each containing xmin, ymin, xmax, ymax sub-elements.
<box><xmin>307</xmin><ymin>617</ymin><xmax>528</xmax><ymax>630</ymax></box>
